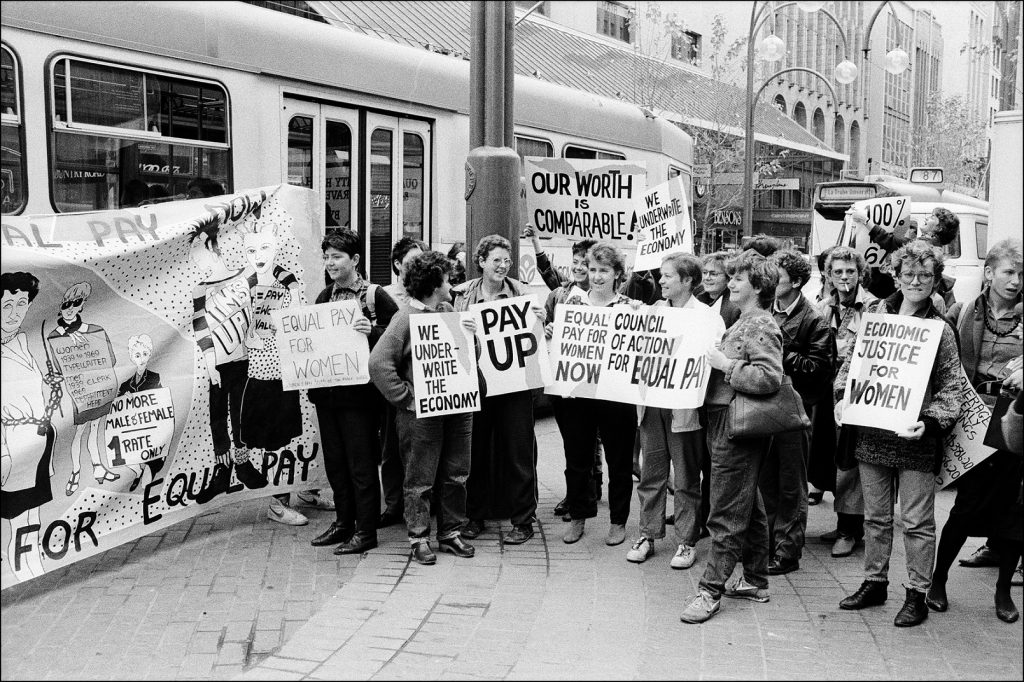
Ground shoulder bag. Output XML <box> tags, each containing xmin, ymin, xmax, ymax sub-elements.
<box><xmin>726</xmin><ymin>375</ymin><xmax>810</xmax><ymax>440</ymax></box>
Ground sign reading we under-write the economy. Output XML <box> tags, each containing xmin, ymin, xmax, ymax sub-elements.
<box><xmin>410</xmin><ymin>312</ymin><xmax>480</xmax><ymax>417</ymax></box>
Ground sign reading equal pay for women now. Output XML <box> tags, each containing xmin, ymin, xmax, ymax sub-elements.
<box><xmin>545</xmin><ymin>304</ymin><xmax>718</xmax><ymax>408</ymax></box>
<box><xmin>842</xmin><ymin>313</ymin><xmax>944</xmax><ymax>432</ymax></box>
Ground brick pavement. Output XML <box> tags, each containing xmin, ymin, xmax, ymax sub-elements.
<box><xmin>2</xmin><ymin>415</ymin><xmax>1022</xmax><ymax>681</ymax></box>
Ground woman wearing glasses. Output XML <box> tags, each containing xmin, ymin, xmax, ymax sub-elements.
<box><xmin>929</xmin><ymin>239</ymin><xmax>1023</xmax><ymax>623</ymax></box>
<box><xmin>834</xmin><ymin>240</ymin><xmax>962</xmax><ymax>628</ymax></box>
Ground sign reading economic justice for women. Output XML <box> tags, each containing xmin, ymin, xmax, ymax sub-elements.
<box><xmin>410</xmin><ymin>312</ymin><xmax>480</xmax><ymax>417</ymax></box>
<box><xmin>272</xmin><ymin>299</ymin><xmax>370</xmax><ymax>391</ymax></box>
<box><xmin>632</xmin><ymin>175</ymin><xmax>692</xmax><ymax>271</ymax></box>
<box><xmin>936</xmin><ymin>365</ymin><xmax>996</xmax><ymax>488</ymax></box>
<box><xmin>524</xmin><ymin>157</ymin><xmax>647</xmax><ymax>243</ymax></box>
<box><xmin>468</xmin><ymin>295</ymin><xmax>551</xmax><ymax>397</ymax></box>
<box><xmin>545</xmin><ymin>304</ymin><xmax>717</xmax><ymax>408</ymax></box>
<box><xmin>841</xmin><ymin>313</ymin><xmax>944</xmax><ymax>432</ymax></box>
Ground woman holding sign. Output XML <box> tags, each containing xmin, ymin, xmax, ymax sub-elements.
<box><xmin>834</xmin><ymin>241</ymin><xmax>962</xmax><ymax>628</ymax></box>
<box><xmin>930</xmin><ymin>239</ymin><xmax>1022</xmax><ymax>623</ymax></box>
<box><xmin>453</xmin><ymin>235</ymin><xmax>543</xmax><ymax>546</ymax></box>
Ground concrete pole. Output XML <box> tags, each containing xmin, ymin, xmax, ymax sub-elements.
<box><xmin>466</xmin><ymin>0</ymin><xmax>521</xmax><ymax>279</ymax></box>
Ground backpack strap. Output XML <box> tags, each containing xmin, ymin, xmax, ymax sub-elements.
<box><xmin>363</xmin><ymin>282</ymin><xmax>378</xmax><ymax>323</ymax></box>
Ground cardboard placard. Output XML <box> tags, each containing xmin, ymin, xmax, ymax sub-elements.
<box><xmin>410</xmin><ymin>312</ymin><xmax>480</xmax><ymax>417</ymax></box>
<box><xmin>633</xmin><ymin>175</ymin><xmax>692</xmax><ymax>271</ymax></box>
<box><xmin>468</xmin><ymin>295</ymin><xmax>551</xmax><ymax>397</ymax></box>
<box><xmin>273</xmin><ymin>300</ymin><xmax>370</xmax><ymax>391</ymax></box>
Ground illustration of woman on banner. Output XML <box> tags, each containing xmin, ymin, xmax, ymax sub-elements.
<box><xmin>46</xmin><ymin>282</ymin><xmax>119</xmax><ymax>492</ymax></box>
<box><xmin>117</xmin><ymin>333</ymin><xmax>166</xmax><ymax>493</ymax></box>
<box><xmin>2</xmin><ymin>271</ymin><xmax>61</xmax><ymax>581</ymax></box>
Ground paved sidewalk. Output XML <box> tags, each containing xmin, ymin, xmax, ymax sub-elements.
<box><xmin>2</xmin><ymin>416</ymin><xmax>1022</xmax><ymax>680</ymax></box>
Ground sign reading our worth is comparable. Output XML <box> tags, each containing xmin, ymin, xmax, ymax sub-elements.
<box><xmin>545</xmin><ymin>303</ymin><xmax>718</xmax><ymax>408</ymax></box>
<box><xmin>842</xmin><ymin>313</ymin><xmax>944</xmax><ymax>432</ymax></box>
<box><xmin>524</xmin><ymin>157</ymin><xmax>647</xmax><ymax>243</ymax></box>
<box><xmin>468</xmin><ymin>295</ymin><xmax>551</xmax><ymax>397</ymax></box>
<box><xmin>410</xmin><ymin>312</ymin><xmax>480</xmax><ymax>417</ymax></box>
<box><xmin>936</xmin><ymin>365</ymin><xmax>996</xmax><ymax>489</ymax></box>
<box><xmin>272</xmin><ymin>300</ymin><xmax>370</xmax><ymax>391</ymax></box>
<box><xmin>633</xmin><ymin>175</ymin><xmax>692</xmax><ymax>271</ymax></box>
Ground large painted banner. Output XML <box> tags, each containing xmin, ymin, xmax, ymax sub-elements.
<box><xmin>0</xmin><ymin>185</ymin><xmax>329</xmax><ymax>590</ymax></box>
<box><xmin>468</xmin><ymin>295</ymin><xmax>551</xmax><ymax>397</ymax></box>
<box><xmin>632</xmin><ymin>176</ymin><xmax>692</xmax><ymax>271</ymax></box>
<box><xmin>841</xmin><ymin>313</ymin><xmax>944</xmax><ymax>432</ymax></box>
<box><xmin>545</xmin><ymin>303</ymin><xmax>718</xmax><ymax>408</ymax></box>
<box><xmin>524</xmin><ymin>158</ymin><xmax>647</xmax><ymax>243</ymax></box>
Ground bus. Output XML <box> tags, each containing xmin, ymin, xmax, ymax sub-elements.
<box><xmin>0</xmin><ymin>1</ymin><xmax>693</xmax><ymax>288</ymax></box>
<box><xmin>808</xmin><ymin>175</ymin><xmax>990</xmax><ymax>302</ymax></box>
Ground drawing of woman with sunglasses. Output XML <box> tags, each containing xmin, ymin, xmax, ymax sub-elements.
<box><xmin>46</xmin><ymin>282</ymin><xmax>119</xmax><ymax>493</ymax></box>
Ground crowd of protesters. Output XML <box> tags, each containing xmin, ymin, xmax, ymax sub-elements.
<box><xmin>288</xmin><ymin>217</ymin><xmax>1022</xmax><ymax>628</ymax></box>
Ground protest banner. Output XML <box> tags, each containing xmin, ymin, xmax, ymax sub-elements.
<box><xmin>468</xmin><ymin>295</ymin><xmax>551</xmax><ymax>396</ymax></box>
<box><xmin>841</xmin><ymin>313</ymin><xmax>944</xmax><ymax>432</ymax></box>
<box><xmin>546</xmin><ymin>303</ymin><xmax>717</xmax><ymax>408</ymax></box>
<box><xmin>1</xmin><ymin>184</ymin><xmax>329</xmax><ymax>590</ymax></box>
<box><xmin>273</xmin><ymin>299</ymin><xmax>370</xmax><ymax>391</ymax></box>
<box><xmin>633</xmin><ymin>175</ymin><xmax>692</xmax><ymax>271</ymax></box>
<box><xmin>410</xmin><ymin>312</ymin><xmax>480</xmax><ymax>417</ymax></box>
<box><xmin>524</xmin><ymin>157</ymin><xmax>647</xmax><ymax>244</ymax></box>
<box><xmin>936</xmin><ymin>365</ymin><xmax>996</xmax><ymax>489</ymax></box>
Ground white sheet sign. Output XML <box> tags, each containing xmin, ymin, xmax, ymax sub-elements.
<box><xmin>468</xmin><ymin>295</ymin><xmax>551</xmax><ymax>396</ymax></box>
<box><xmin>410</xmin><ymin>312</ymin><xmax>480</xmax><ymax>417</ymax></box>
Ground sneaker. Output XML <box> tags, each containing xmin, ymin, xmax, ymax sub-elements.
<box><xmin>724</xmin><ymin>577</ymin><xmax>770</xmax><ymax>603</ymax></box>
<box><xmin>606</xmin><ymin>523</ymin><xmax>627</xmax><ymax>546</ymax></box>
<box><xmin>680</xmin><ymin>590</ymin><xmax>721</xmax><ymax>624</ymax></box>
<box><xmin>670</xmin><ymin>543</ymin><xmax>697</xmax><ymax>570</ymax></box>
<box><xmin>295</xmin><ymin>490</ymin><xmax>336</xmax><ymax>511</ymax></box>
<box><xmin>626</xmin><ymin>536</ymin><xmax>654</xmax><ymax>563</ymax></box>
<box><xmin>267</xmin><ymin>498</ymin><xmax>308</xmax><ymax>526</ymax></box>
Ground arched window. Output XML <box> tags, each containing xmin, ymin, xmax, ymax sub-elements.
<box><xmin>793</xmin><ymin>101</ymin><xmax>807</xmax><ymax>128</ymax></box>
<box><xmin>849</xmin><ymin>120</ymin><xmax>861</xmax><ymax>172</ymax></box>
<box><xmin>812</xmin><ymin>108</ymin><xmax>825</xmax><ymax>140</ymax></box>
<box><xmin>833</xmin><ymin>115</ymin><xmax>845</xmax><ymax>153</ymax></box>
<box><xmin>774</xmin><ymin>94</ymin><xmax>787</xmax><ymax>115</ymax></box>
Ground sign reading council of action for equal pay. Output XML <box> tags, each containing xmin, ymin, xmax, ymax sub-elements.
<box><xmin>272</xmin><ymin>299</ymin><xmax>370</xmax><ymax>391</ymax></box>
<box><xmin>841</xmin><ymin>313</ymin><xmax>944</xmax><ymax>432</ymax></box>
<box><xmin>633</xmin><ymin>175</ymin><xmax>692</xmax><ymax>271</ymax></box>
<box><xmin>546</xmin><ymin>303</ymin><xmax>718</xmax><ymax>409</ymax></box>
<box><xmin>410</xmin><ymin>312</ymin><xmax>480</xmax><ymax>417</ymax></box>
<box><xmin>525</xmin><ymin>157</ymin><xmax>647</xmax><ymax>243</ymax></box>
<box><xmin>468</xmin><ymin>295</ymin><xmax>552</xmax><ymax>397</ymax></box>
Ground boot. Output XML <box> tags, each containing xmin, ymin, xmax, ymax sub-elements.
<box><xmin>839</xmin><ymin>580</ymin><xmax>888</xmax><ymax>610</ymax></box>
<box><xmin>893</xmin><ymin>588</ymin><xmax>928</xmax><ymax>627</ymax></box>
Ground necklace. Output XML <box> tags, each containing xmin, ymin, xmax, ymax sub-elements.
<box><xmin>983</xmin><ymin>305</ymin><xmax>1021</xmax><ymax>338</ymax></box>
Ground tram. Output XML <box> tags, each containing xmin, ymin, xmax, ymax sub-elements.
<box><xmin>1</xmin><ymin>1</ymin><xmax>693</xmax><ymax>285</ymax></box>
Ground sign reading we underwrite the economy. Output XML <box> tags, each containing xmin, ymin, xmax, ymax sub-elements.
<box><xmin>842</xmin><ymin>313</ymin><xmax>944</xmax><ymax>432</ymax></box>
<box><xmin>633</xmin><ymin>175</ymin><xmax>692</xmax><ymax>272</ymax></box>
<box><xmin>272</xmin><ymin>300</ymin><xmax>370</xmax><ymax>391</ymax></box>
<box><xmin>410</xmin><ymin>312</ymin><xmax>480</xmax><ymax>417</ymax></box>
<box><xmin>524</xmin><ymin>157</ymin><xmax>647</xmax><ymax>243</ymax></box>
<box><xmin>468</xmin><ymin>295</ymin><xmax>551</xmax><ymax>397</ymax></box>
<box><xmin>545</xmin><ymin>303</ymin><xmax>717</xmax><ymax>409</ymax></box>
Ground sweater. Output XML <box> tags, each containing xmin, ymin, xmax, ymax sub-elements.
<box><xmin>834</xmin><ymin>293</ymin><xmax>963</xmax><ymax>473</ymax></box>
<box><xmin>704</xmin><ymin>307</ymin><xmax>784</xmax><ymax>407</ymax></box>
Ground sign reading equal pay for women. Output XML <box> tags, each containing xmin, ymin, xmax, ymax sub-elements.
<box><xmin>842</xmin><ymin>313</ymin><xmax>944</xmax><ymax>432</ymax></box>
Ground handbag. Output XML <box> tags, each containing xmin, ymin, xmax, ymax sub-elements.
<box><xmin>726</xmin><ymin>375</ymin><xmax>811</xmax><ymax>439</ymax></box>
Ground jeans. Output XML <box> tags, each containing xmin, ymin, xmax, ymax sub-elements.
<box><xmin>698</xmin><ymin>407</ymin><xmax>771</xmax><ymax>599</ymax></box>
<box><xmin>208</xmin><ymin>359</ymin><xmax>248</xmax><ymax>457</ymax></box>
<box><xmin>859</xmin><ymin>461</ymin><xmax>936</xmax><ymax>593</ymax></box>
<box><xmin>637</xmin><ymin>407</ymin><xmax>705</xmax><ymax>545</ymax></box>
<box><xmin>396</xmin><ymin>409</ymin><xmax>472</xmax><ymax>542</ymax></box>
<box><xmin>315</xmin><ymin>398</ymin><xmax>381</xmax><ymax>532</ymax></box>
<box><xmin>466</xmin><ymin>390</ymin><xmax>537</xmax><ymax>526</ymax></box>
<box><xmin>380</xmin><ymin>404</ymin><xmax>404</xmax><ymax>514</ymax></box>
<box><xmin>760</xmin><ymin>418</ymin><xmax>810</xmax><ymax>562</ymax></box>
<box><xmin>561</xmin><ymin>398</ymin><xmax>636</xmax><ymax>524</ymax></box>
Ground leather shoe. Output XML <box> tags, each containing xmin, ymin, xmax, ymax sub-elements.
<box><xmin>894</xmin><ymin>588</ymin><xmax>928</xmax><ymax>627</ymax></box>
<box><xmin>554</xmin><ymin>498</ymin><xmax>569</xmax><ymax>517</ymax></box>
<box><xmin>503</xmin><ymin>524</ymin><xmax>534</xmax><ymax>545</ymax></box>
<box><xmin>310</xmin><ymin>522</ymin><xmax>354</xmax><ymax>547</ymax></box>
<box><xmin>462</xmin><ymin>519</ymin><xmax>484</xmax><ymax>539</ymax></box>
<box><xmin>807</xmin><ymin>490</ymin><xmax>824</xmax><ymax>506</ymax></box>
<box><xmin>996</xmin><ymin>595</ymin><xmax>1019</xmax><ymax>623</ymax></box>
<box><xmin>411</xmin><ymin>541</ymin><xmax>436</xmax><ymax>565</ymax></box>
<box><xmin>959</xmin><ymin>544</ymin><xmax>1000</xmax><ymax>567</ymax></box>
<box><xmin>768</xmin><ymin>557</ymin><xmax>799</xmax><ymax>575</ymax></box>
<box><xmin>378</xmin><ymin>509</ymin><xmax>403</xmax><ymax>528</ymax></box>
<box><xmin>831</xmin><ymin>534</ymin><xmax>857</xmax><ymax>558</ymax></box>
<box><xmin>333</xmin><ymin>532</ymin><xmax>378</xmax><ymax>555</ymax></box>
<box><xmin>840</xmin><ymin>580</ymin><xmax>888</xmax><ymax>610</ymax></box>
<box><xmin>438</xmin><ymin>535</ymin><xmax>475</xmax><ymax>558</ymax></box>
<box><xmin>925</xmin><ymin>582</ymin><xmax>948</xmax><ymax>612</ymax></box>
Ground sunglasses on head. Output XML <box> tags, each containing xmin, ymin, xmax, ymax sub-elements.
<box><xmin>60</xmin><ymin>298</ymin><xmax>84</xmax><ymax>310</ymax></box>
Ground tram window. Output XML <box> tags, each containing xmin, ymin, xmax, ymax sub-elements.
<box><xmin>49</xmin><ymin>57</ymin><xmax>230</xmax><ymax>211</ymax></box>
<box><xmin>369</xmin><ymin>128</ymin><xmax>393</xmax><ymax>283</ymax></box>
<box><xmin>287</xmin><ymin>116</ymin><xmax>313</xmax><ymax>189</ymax></box>
<box><xmin>975</xmin><ymin>221</ymin><xmax>988</xmax><ymax>259</ymax></box>
<box><xmin>563</xmin><ymin>144</ymin><xmax>625</xmax><ymax>160</ymax></box>
<box><xmin>668</xmin><ymin>166</ymin><xmax>682</xmax><ymax>179</ymax></box>
<box><xmin>515</xmin><ymin>136</ymin><xmax>553</xmax><ymax>162</ymax></box>
<box><xmin>326</xmin><ymin>121</ymin><xmax>352</xmax><ymax>229</ymax></box>
<box><xmin>2</xmin><ymin>44</ymin><xmax>26</xmax><ymax>215</ymax></box>
<box><xmin>402</xmin><ymin>132</ymin><xmax>424</xmax><ymax>240</ymax></box>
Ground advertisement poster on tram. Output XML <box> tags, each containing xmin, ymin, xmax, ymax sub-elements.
<box><xmin>0</xmin><ymin>184</ymin><xmax>329</xmax><ymax>590</ymax></box>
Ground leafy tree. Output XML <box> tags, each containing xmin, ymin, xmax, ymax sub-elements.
<box><xmin>909</xmin><ymin>91</ymin><xmax>989</xmax><ymax>197</ymax></box>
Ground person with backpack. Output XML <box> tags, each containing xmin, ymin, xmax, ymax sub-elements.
<box><xmin>307</xmin><ymin>229</ymin><xmax>397</xmax><ymax>554</ymax></box>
